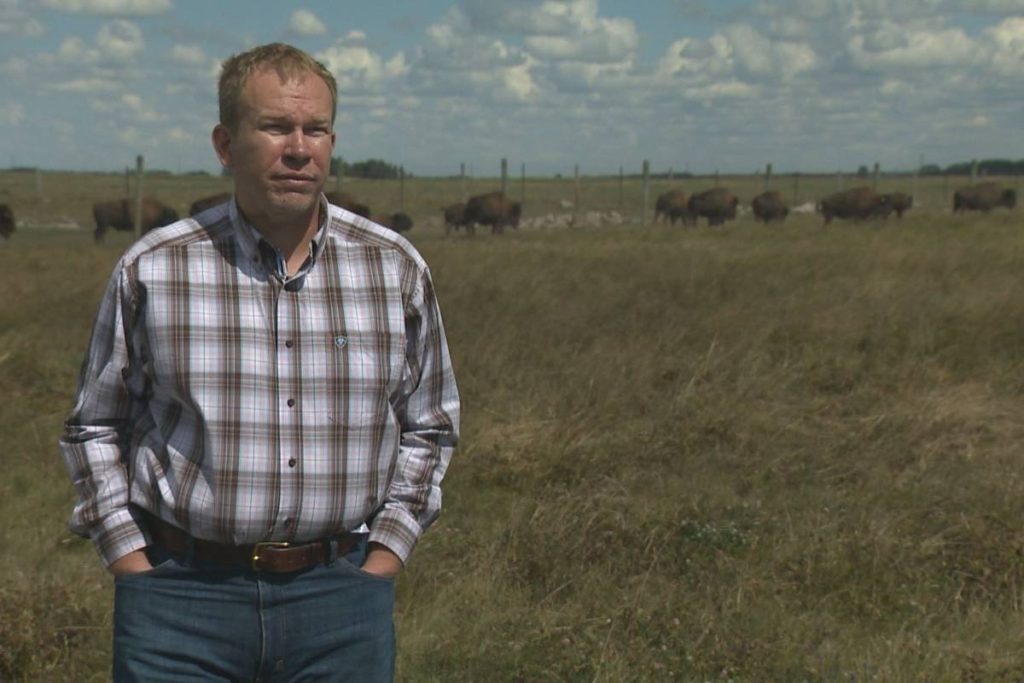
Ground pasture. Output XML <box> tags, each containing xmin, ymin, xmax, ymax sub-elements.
<box><xmin>2</xmin><ymin>172</ymin><xmax>1024</xmax><ymax>681</ymax></box>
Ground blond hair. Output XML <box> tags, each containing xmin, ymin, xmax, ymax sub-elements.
<box><xmin>218</xmin><ymin>42</ymin><xmax>337</xmax><ymax>131</ymax></box>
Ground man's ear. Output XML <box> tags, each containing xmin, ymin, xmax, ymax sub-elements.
<box><xmin>212</xmin><ymin>124</ymin><xmax>233</xmax><ymax>169</ymax></box>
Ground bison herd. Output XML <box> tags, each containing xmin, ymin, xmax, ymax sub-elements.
<box><xmin>0</xmin><ymin>180</ymin><xmax>1016</xmax><ymax>243</ymax></box>
<box><xmin>650</xmin><ymin>181</ymin><xmax>1013</xmax><ymax>229</ymax></box>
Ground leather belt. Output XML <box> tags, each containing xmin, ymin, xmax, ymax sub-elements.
<box><xmin>144</xmin><ymin>513</ymin><xmax>360</xmax><ymax>573</ymax></box>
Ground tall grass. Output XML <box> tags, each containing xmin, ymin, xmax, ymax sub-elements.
<box><xmin>3</xmin><ymin>201</ymin><xmax>1024</xmax><ymax>680</ymax></box>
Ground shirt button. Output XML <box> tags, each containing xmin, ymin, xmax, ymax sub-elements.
<box><xmin>285</xmin><ymin>340</ymin><xmax>294</xmax><ymax>348</ymax></box>
<box><xmin>287</xmin><ymin>398</ymin><xmax>295</xmax><ymax>407</ymax></box>
<box><xmin>288</xmin><ymin>458</ymin><xmax>296</xmax><ymax>468</ymax></box>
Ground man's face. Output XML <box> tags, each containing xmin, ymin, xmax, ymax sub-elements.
<box><xmin>212</xmin><ymin>68</ymin><xmax>335</xmax><ymax>226</ymax></box>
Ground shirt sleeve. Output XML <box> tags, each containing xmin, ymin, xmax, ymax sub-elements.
<box><xmin>59</xmin><ymin>261</ymin><xmax>149</xmax><ymax>568</ymax></box>
<box><xmin>368</xmin><ymin>266</ymin><xmax>460</xmax><ymax>564</ymax></box>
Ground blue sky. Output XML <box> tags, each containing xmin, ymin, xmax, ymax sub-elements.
<box><xmin>1</xmin><ymin>0</ymin><xmax>1022</xmax><ymax>176</ymax></box>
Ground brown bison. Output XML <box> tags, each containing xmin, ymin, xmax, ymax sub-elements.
<box><xmin>0</xmin><ymin>204</ymin><xmax>14</xmax><ymax>240</ymax></box>
<box><xmin>464</xmin><ymin>191</ymin><xmax>522</xmax><ymax>235</ymax></box>
<box><xmin>93</xmin><ymin>198</ymin><xmax>179</xmax><ymax>242</ymax></box>
<box><xmin>881</xmin><ymin>192</ymin><xmax>913</xmax><ymax>219</ymax></box>
<box><xmin>324</xmin><ymin>191</ymin><xmax>371</xmax><ymax>219</ymax></box>
<box><xmin>751</xmin><ymin>191</ymin><xmax>789</xmax><ymax>224</ymax></box>
<box><xmin>688</xmin><ymin>188</ymin><xmax>739</xmax><ymax>227</ymax></box>
<box><xmin>189</xmin><ymin>192</ymin><xmax>232</xmax><ymax>216</ymax></box>
<box><xmin>953</xmin><ymin>183</ymin><xmax>1016</xmax><ymax>214</ymax></box>
<box><xmin>654</xmin><ymin>190</ymin><xmax>695</xmax><ymax>226</ymax></box>
<box><xmin>442</xmin><ymin>202</ymin><xmax>470</xmax><ymax>235</ymax></box>
<box><xmin>818</xmin><ymin>187</ymin><xmax>889</xmax><ymax>226</ymax></box>
<box><xmin>372</xmin><ymin>212</ymin><xmax>414</xmax><ymax>234</ymax></box>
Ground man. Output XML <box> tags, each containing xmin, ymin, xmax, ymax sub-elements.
<box><xmin>60</xmin><ymin>43</ymin><xmax>460</xmax><ymax>682</ymax></box>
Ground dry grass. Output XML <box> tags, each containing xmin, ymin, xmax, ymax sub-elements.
<box><xmin>2</xmin><ymin>173</ymin><xmax>1024</xmax><ymax>681</ymax></box>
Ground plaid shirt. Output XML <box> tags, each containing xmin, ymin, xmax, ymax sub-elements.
<box><xmin>60</xmin><ymin>196</ymin><xmax>460</xmax><ymax>568</ymax></box>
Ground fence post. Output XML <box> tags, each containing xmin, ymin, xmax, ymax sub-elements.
<box><xmin>125</xmin><ymin>166</ymin><xmax>130</xmax><ymax>196</ymax></box>
<box><xmin>641</xmin><ymin>159</ymin><xmax>650</xmax><ymax>226</ymax></box>
<box><xmin>501</xmin><ymin>158</ymin><xmax>508</xmax><ymax>195</ymax></box>
<box><xmin>792</xmin><ymin>172</ymin><xmax>799</xmax><ymax>205</ymax></box>
<box><xmin>765</xmin><ymin>163</ymin><xmax>772</xmax><ymax>191</ymax></box>
<box><xmin>618</xmin><ymin>165</ymin><xmax>624</xmax><ymax>210</ymax></box>
<box><xmin>134</xmin><ymin>155</ymin><xmax>144</xmax><ymax>238</ymax></box>
<box><xmin>399</xmin><ymin>166</ymin><xmax>405</xmax><ymax>212</ymax></box>
<box><xmin>520</xmin><ymin>163</ymin><xmax>526</xmax><ymax>205</ymax></box>
<box><xmin>573</xmin><ymin>163</ymin><xmax>580</xmax><ymax>226</ymax></box>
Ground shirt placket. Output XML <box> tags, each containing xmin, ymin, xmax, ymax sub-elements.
<box><xmin>274</xmin><ymin>279</ymin><xmax>301</xmax><ymax>537</ymax></box>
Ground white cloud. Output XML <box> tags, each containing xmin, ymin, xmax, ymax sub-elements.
<box><xmin>0</xmin><ymin>0</ymin><xmax>45</xmax><ymax>35</ymax></box>
<box><xmin>317</xmin><ymin>32</ymin><xmax>408</xmax><ymax>95</ymax></box>
<box><xmin>987</xmin><ymin>16</ymin><xmax>1024</xmax><ymax>75</ymax></box>
<box><xmin>0</xmin><ymin>102</ymin><xmax>26</xmax><ymax>124</ymax></box>
<box><xmin>171</xmin><ymin>44</ymin><xmax>206</xmax><ymax>66</ymax></box>
<box><xmin>967</xmin><ymin>114</ymin><xmax>991</xmax><ymax>127</ymax></box>
<box><xmin>97</xmin><ymin>19</ymin><xmax>144</xmax><ymax>62</ymax></box>
<box><xmin>290</xmin><ymin>9</ymin><xmax>326</xmax><ymax>36</ymax></box>
<box><xmin>721</xmin><ymin>24</ymin><xmax>817</xmax><ymax>79</ymax></box>
<box><xmin>47</xmin><ymin>77</ymin><xmax>118</xmax><ymax>92</ymax></box>
<box><xmin>41</xmin><ymin>0</ymin><xmax>169</xmax><ymax>15</ymax></box>
<box><xmin>118</xmin><ymin>126</ymin><xmax>140</xmax><ymax>144</ymax></box>
<box><xmin>847</xmin><ymin>24</ymin><xmax>979</xmax><ymax>69</ymax></box>
<box><xmin>524</xmin><ymin>15</ymin><xmax>637</xmax><ymax>63</ymax></box>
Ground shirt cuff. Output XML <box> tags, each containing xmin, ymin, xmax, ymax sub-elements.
<box><xmin>88</xmin><ymin>508</ymin><xmax>150</xmax><ymax>569</ymax></box>
<box><xmin>367</xmin><ymin>506</ymin><xmax>422</xmax><ymax>565</ymax></box>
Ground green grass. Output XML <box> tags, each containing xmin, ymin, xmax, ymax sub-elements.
<box><xmin>2</xmin><ymin>178</ymin><xmax>1024</xmax><ymax>680</ymax></box>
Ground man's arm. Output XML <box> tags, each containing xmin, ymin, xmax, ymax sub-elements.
<box><xmin>367</xmin><ymin>267</ymin><xmax>460</xmax><ymax>568</ymax></box>
<box><xmin>59</xmin><ymin>263</ymin><xmax>149</xmax><ymax>571</ymax></box>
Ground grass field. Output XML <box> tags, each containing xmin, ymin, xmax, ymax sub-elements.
<box><xmin>2</xmin><ymin>173</ymin><xmax>1024</xmax><ymax>681</ymax></box>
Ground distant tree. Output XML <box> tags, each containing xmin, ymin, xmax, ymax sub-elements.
<box><xmin>330</xmin><ymin>156</ymin><xmax>405</xmax><ymax>179</ymax></box>
<box><xmin>918</xmin><ymin>164</ymin><xmax>943</xmax><ymax>176</ymax></box>
<box><xmin>857</xmin><ymin>165</ymin><xmax>869</xmax><ymax>177</ymax></box>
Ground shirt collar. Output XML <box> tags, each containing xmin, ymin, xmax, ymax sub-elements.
<box><xmin>230</xmin><ymin>194</ymin><xmax>330</xmax><ymax>281</ymax></box>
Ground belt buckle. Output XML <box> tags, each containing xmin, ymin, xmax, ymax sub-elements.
<box><xmin>251</xmin><ymin>541</ymin><xmax>290</xmax><ymax>571</ymax></box>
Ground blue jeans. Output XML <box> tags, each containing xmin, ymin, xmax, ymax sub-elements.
<box><xmin>113</xmin><ymin>538</ymin><xmax>395</xmax><ymax>682</ymax></box>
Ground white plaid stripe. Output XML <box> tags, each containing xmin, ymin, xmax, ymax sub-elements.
<box><xmin>60</xmin><ymin>196</ymin><xmax>460</xmax><ymax>567</ymax></box>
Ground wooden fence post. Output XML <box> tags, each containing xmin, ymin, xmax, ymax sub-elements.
<box><xmin>765</xmin><ymin>163</ymin><xmax>772</xmax><ymax>191</ymax></box>
<box><xmin>641</xmin><ymin>159</ymin><xmax>650</xmax><ymax>226</ymax></box>
<box><xmin>134</xmin><ymin>155</ymin><xmax>144</xmax><ymax>239</ymax></box>
<box><xmin>573</xmin><ymin>164</ymin><xmax>580</xmax><ymax>226</ymax></box>
<box><xmin>399</xmin><ymin>166</ymin><xmax>405</xmax><ymax>212</ymax></box>
<box><xmin>618</xmin><ymin>165</ymin><xmax>624</xmax><ymax>210</ymax></box>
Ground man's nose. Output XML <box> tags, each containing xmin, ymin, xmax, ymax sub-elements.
<box><xmin>283</xmin><ymin>129</ymin><xmax>311</xmax><ymax>161</ymax></box>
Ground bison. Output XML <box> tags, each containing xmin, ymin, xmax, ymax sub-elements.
<box><xmin>751</xmin><ymin>191</ymin><xmax>789</xmax><ymax>224</ymax></box>
<box><xmin>688</xmin><ymin>188</ymin><xmax>739</xmax><ymax>227</ymax></box>
<box><xmin>818</xmin><ymin>187</ymin><xmax>889</xmax><ymax>227</ymax></box>
<box><xmin>0</xmin><ymin>204</ymin><xmax>14</xmax><ymax>240</ymax></box>
<box><xmin>93</xmin><ymin>198</ymin><xmax>179</xmax><ymax>242</ymax></box>
<box><xmin>654</xmin><ymin>190</ymin><xmax>695</xmax><ymax>226</ymax></box>
<box><xmin>953</xmin><ymin>183</ymin><xmax>1016</xmax><ymax>214</ymax></box>
<box><xmin>189</xmin><ymin>192</ymin><xmax>232</xmax><ymax>216</ymax></box>
<box><xmin>372</xmin><ymin>212</ymin><xmax>414</xmax><ymax>234</ymax></box>
<box><xmin>464</xmin><ymin>191</ymin><xmax>521</xmax><ymax>235</ymax></box>
<box><xmin>442</xmin><ymin>202</ymin><xmax>470</xmax><ymax>235</ymax></box>
<box><xmin>324</xmin><ymin>191</ymin><xmax>371</xmax><ymax>219</ymax></box>
<box><xmin>881</xmin><ymin>192</ymin><xmax>913</xmax><ymax>219</ymax></box>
